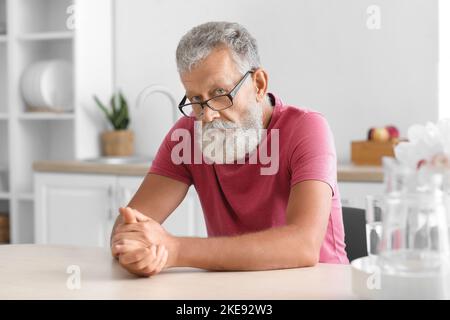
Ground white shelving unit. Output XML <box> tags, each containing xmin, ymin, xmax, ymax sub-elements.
<box><xmin>16</xmin><ymin>31</ymin><xmax>74</xmax><ymax>42</ymax></box>
<box><xmin>18</xmin><ymin>112</ymin><xmax>75</xmax><ymax>120</ymax></box>
<box><xmin>1</xmin><ymin>0</ymin><xmax>114</xmax><ymax>244</ymax></box>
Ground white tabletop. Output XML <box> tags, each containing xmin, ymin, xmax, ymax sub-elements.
<box><xmin>0</xmin><ymin>244</ymin><xmax>355</xmax><ymax>299</ymax></box>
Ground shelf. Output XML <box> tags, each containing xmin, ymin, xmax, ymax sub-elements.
<box><xmin>17</xmin><ymin>193</ymin><xmax>34</xmax><ymax>202</ymax></box>
<box><xmin>0</xmin><ymin>35</ymin><xmax>6</xmax><ymax>43</ymax></box>
<box><xmin>18</xmin><ymin>112</ymin><xmax>75</xmax><ymax>121</ymax></box>
<box><xmin>0</xmin><ymin>113</ymin><xmax>8</xmax><ymax>120</ymax></box>
<box><xmin>0</xmin><ymin>192</ymin><xmax>10</xmax><ymax>200</ymax></box>
<box><xmin>16</xmin><ymin>31</ymin><xmax>73</xmax><ymax>42</ymax></box>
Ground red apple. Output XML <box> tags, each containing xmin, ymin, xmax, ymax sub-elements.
<box><xmin>386</xmin><ymin>125</ymin><xmax>400</xmax><ymax>140</ymax></box>
<box><xmin>367</xmin><ymin>127</ymin><xmax>375</xmax><ymax>140</ymax></box>
<box><xmin>372</xmin><ymin>127</ymin><xmax>390</xmax><ymax>142</ymax></box>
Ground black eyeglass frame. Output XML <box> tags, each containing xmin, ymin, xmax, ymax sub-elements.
<box><xmin>178</xmin><ymin>70</ymin><xmax>255</xmax><ymax>118</ymax></box>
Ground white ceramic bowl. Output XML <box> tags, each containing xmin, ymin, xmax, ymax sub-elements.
<box><xmin>352</xmin><ymin>255</ymin><xmax>450</xmax><ymax>299</ymax></box>
<box><xmin>351</xmin><ymin>256</ymin><xmax>380</xmax><ymax>299</ymax></box>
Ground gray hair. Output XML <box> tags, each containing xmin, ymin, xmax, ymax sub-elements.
<box><xmin>176</xmin><ymin>21</ymin><xmax>261</xmax><ymax>75</ymax></box>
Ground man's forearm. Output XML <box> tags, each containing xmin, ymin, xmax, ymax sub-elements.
<box><xmin>173</xmin><ymin>225</ymin><xmax>319</xmax><ymax>271</ymax></box>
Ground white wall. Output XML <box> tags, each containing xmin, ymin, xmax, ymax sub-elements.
<box><xmin>75</xmin><ymin>0</ymin><xmax>114</xmax><ymax>159</ymax></box>
<box><xmin>114</xmin><ymin>0</ymin><xmax>438</xmax><ymax>162</ymax></box>
<box><xmin>439</xmin><ymin>0</ymin><xmax>450</xmax><ymax>120</ymax></box>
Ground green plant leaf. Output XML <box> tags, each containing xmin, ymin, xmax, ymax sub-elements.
<box><xmin>94</xmin><ymin>91</ymin><xmax>130</xmax><ymax>130</ymax></box>
<box><xmin>110</xmin><ymin>93</ymin><xmax>117</xmax><ymax>116</ymax></box>
<box><xmin>93</xmin><ymin>95</ymin><xmax>114</xmax><ymax>125</ymax></box>
<box><xmin>114</xmin><ymin>101</ymin><xmax>127</xmax><ymax>130</ymax></box>
<box><xmin>119</xmin><ymin>91</ymin><xmax>129</xmax><ymax>129</ymax></box>
<box><xmin>121</xmin><ymin>118</ymin><xmax>129</xmax><ymax>130</ymax></box>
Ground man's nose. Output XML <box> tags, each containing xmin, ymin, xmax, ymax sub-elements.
<box><xmin>201</xmin><ymin>105</ymin><xmax>220</xmax><ymax>123</ymax></box>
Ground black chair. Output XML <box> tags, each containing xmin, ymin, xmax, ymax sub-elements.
<box><xmin>342</xmin><ymin>207</ymin><xmax>368</xmax><ymax>261</ymax></box>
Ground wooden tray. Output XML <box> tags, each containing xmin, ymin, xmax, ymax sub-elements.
<box><xmin>0</xmin><ymin>215</ymin><xmax>9</xmax><ymax>243</ymax></box>
<box><xmin>351</xmin><ymin>140</ymin><xmax>396</xmax><ymax>166</ymax></box>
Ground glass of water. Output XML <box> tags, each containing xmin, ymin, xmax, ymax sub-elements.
<box><xmin>365</xmin><ymin>195</ymin><xmax>384</xmax><ymax>256</ymax></box>
<box><xmin>379</xmin><ymin>188</ymin><xmax>450</xmax><ymax>275</ymax></box>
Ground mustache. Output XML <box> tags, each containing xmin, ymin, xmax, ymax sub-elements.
<box><xmin>202</xmin><ymin>120</ymin><xmax>240</xmax><ymax>130</ymax></box>
<box><xmin>201</xmin><ymin>103</ymin><xmax>264</xmax><ymax>131</ymax></box>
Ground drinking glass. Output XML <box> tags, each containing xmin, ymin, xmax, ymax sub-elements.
<box><xmin>365</xmin><ymin>195</ymin><xmax>384</xmax><ymax>256</ymax></box>
<box><xmin>379</xmin><ymin>186</ymin><xmax>450</xmax><ymax>275</ymax></box>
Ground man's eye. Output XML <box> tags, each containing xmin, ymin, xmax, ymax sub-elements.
<box><xmin>190</xmin><ymin>97</ymin><xmax>201</xmax><ymax>103</ymax></box>
<box><xmin>215</xmin><ymin>88</ymin><xmax>226</xmax><ymax>95</ymax></box>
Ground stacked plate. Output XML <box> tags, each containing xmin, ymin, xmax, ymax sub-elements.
<box><xmin>20</xmin><ymin>59</ymin><xmax>73</xmax><ymax>112</ymax></box>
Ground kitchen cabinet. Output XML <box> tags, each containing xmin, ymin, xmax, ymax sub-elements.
<box><xmin>35</xmin><ymin>172</ymin><xmax>206</xmax><ymax>247</ymax></box>
<box><xmin>338</xmin><ymin>182</ymin><xmax>385</xmax><ymax>209</ymax></box>
<box><xmin>34</xmin><ymin>173</ymin><xmax>115</xmax><ymax>247</ymax></box>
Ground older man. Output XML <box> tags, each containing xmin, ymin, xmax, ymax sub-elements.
<box><xmin>111</xmin><ymin>21</ymin><xmax>348</xmax><ymax>277</ymax></box>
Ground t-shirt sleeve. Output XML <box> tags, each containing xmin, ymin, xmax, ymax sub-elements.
<box><xmin>148</xmin><ymin>119</ymin><xmax>193</xmax><ymax>186</ymax></box>
<box><xmin>289</xmin><ymin>112</ymin><xmax>337</xmax><ymax>196</ymax></box>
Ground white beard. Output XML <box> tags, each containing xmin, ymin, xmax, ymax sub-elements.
<box><xmin>195</xmin><ymin>102</ymin><xmax>264</xmax><ymax>164</ymax></box>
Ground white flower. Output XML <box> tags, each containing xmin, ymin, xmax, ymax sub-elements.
<box><xmin>394</xmin><ymin>119</ymin><xmax>450</xmax><ymax>169</ymax></box>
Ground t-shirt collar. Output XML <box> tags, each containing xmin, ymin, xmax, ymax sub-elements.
<box><xmin>267</xmin><ymin>92</ymin><xmax>283</xmax><ymax>108</ymax></box>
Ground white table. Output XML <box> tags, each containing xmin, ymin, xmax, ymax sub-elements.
<box><xmin>0</xmin><ymin>245</ymin><xmax>355</xmax><ymax>299</ymax></box>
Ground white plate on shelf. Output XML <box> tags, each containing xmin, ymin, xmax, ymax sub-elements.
<box><xmin>40</xmin><ymin>60</ymin><xmax>73</xmax><ymax>111</ymax></box>
<box><xmin>20</xmin><ymin>59</ymin><xmax>73</xmax><ymax>112</ymax></box>
<box><xmin>30</xmin><ymin>62</ymin><xmax>47</xmax><ymax>108</ymax></box>
<box><xmin>22</xmin><ymin>61</ymin><xmax>46</xmax><ymax>108</ymax></box>
<box><xmin>21</xmin><ymin>62</ymin><xmax>37</xmax><ymax>108</ymax></box>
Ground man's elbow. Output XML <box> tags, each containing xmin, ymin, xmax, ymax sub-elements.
<box><xmin>287</xmin><ymin>227</ymin><xmax>321</xmax><ymax>268</ymax></box>
<box><xmin>296</xmin><ymin>249</ymin><xmax>319</xmax><ymax>268</ymax></box>
<box><xmin>293</xmin><ymin>236</ymin><xmax>321</xmax><ymax>268</ymax></box>
<box><xmin>307</xmin><ymin>251</ymin><xmax>320</xmax><ymax>267</ymax></box>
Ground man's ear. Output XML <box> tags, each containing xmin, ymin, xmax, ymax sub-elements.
<box><xmin>253</xmin><ymin>68</ymin><xmax>269</xmax><ymax>102</ymax></box>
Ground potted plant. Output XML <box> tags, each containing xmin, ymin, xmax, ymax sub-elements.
<box><xmin>93</xmin><ymin>91</ymin><xmax>134</xmax><ymax>157</ymax></box>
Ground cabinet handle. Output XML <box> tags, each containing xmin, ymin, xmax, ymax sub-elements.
<box><xmin>108</xmin><ymin>186</ymin><xmax>114</xmax><ymax>221</ymax></box>
<box><xmin>122</xmin><ymin>187</ymin><xmax>132</xmax><ymax>206</ymax></box>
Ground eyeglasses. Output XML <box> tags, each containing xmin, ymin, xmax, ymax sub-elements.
<box><xmin>178</xmin><ymin>70</ymin><xmax>254</xmax><ymax>119</ymax></box>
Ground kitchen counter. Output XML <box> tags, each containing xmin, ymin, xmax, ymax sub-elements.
<box><xmin>0</xmin><ymin>244</ymin><xmax>355</xmax><ymax>299</ymax></box>
<box><xmin>33</xmin><ymin>160</ymin><xmax>384</xmax><ymax>182</ymax></box>
<box><xmin>337</xmin><ymin>164</ymin><xmax>383</xmax><ymax>182</ymax></box>
<box><xmin>33</xmin><ymin>160</ymin><xmax>152</xmax><ymax>176</ymax></box>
